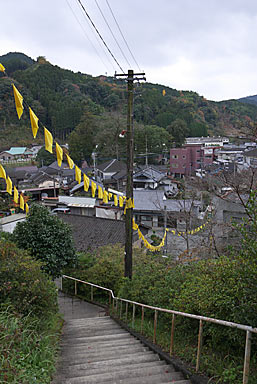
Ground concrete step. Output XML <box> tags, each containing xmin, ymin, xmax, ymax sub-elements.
<box><xmin>60</xmin><ymin>346</ymin><xmax>150</xmax><ymax>364</ymax></box>
<box><xmin>61</xmin><ymin>350</ymin><xmax>155</xmax><ymax>364</ymax></box>
<box><xmin>62</xmin><ymin>327</ymin><xmax>128</xmax><ymax>339</ymax></box>
<box><xmin>61</xmin><ymin>359</ymin><xmax>166</xmax><ymax>378</ymax></box>
<box><xmin>60</xmin><ymin>332</ymin><xmax>133</xmax><ymax>346</ymax></box>
<box><xmin>101</xmin><ymin>372</ymin><xmax>188</xmax><ymax>384</ymax></box>
<box><xmin>58</xmin><ymin>363</ymin><xmax>177</xmax><ymax>383</ymax></box>
<box><xmin>60</xmin><ymin>338</ymin><xmax>141</xmax><ymax>354</ymax></box>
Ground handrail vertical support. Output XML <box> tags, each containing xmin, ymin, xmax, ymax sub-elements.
<box><xmin>74</xmin><ymin>280</ymin><xmax>77</xmax><ymax>296</ymax></box>
<box><xmin>141</xmin><ymin>307</ymin><xmax>144</xmax><ymax>334</ymax></box>
<box><xmin>109</xmin><ymin>292</ymin><xmax>111</xmax><ymax>306</ymax></box>
<box><xmin>60</xmin><ymin>276</ymin><xmax>63</xmax><ymax>291</ymax></box>
<box><xmin>196</xmin><ymin>319</ymin><xmax>203</xmax><ymax>372</ymax></box>
<box><xmin>153</xmin><ymin>310</ymin><xmax>158</xmax><ymax>344</ymax></box>
<box><xmin>170</xmin><ymin>314</ymin><xmax>175</xmax><ymax>355</ymax></box>
<box><xmin>91</xmin><ymin>285</ymin><xmax>94</xmax><ymax>301</ymax></box>
<box><xmin>120</xmin><ymin>300</ymin><xmax>122</xmax><ymax>319</ymax></box>
<box><xmin>243</xmin><ymin>330</ymin><xmax>252</xmax><ymax>384</ymax></box>
<box><xmin>132</xmin><ymin>304</ymin><xmax>135</xmax><ymax>328</ymax></box>
<box><xmin>125</xmin><ymin>302</ymin><xmax>128</xmax><ymax>321</ymax></box>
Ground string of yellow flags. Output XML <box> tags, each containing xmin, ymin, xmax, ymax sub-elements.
<box><xmin>0</xmin><ymin>163</ymin><xmax>29</xmax><ymax>214</ymax></box>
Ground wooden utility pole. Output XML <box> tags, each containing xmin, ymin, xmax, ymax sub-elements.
<box><xmin>115</xmin><ymin>70</ymin><xmax>145</xmax><ymax>279</ymax></box>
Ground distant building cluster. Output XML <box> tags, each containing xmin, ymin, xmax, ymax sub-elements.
<box><xmin>169</xmin><ymin>136</ymin><xmax>257</xmax><ymax>178</ymax></box>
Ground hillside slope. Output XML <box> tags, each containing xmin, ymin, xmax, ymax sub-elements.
<box><xmin>0</xmin><ymin>52</ymin><xmax>256</xmax><ymax>154</ymax></box>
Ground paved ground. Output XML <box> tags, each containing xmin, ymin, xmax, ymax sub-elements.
<box><xmin>58</xmin><ymin>291</ymin><xmax>106</xmax><ymax>320</ymax></box>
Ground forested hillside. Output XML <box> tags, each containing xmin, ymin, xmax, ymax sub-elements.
<box><xmin>0</xmin><ymin>52</ymin><xmax>256</xmax><ymax>161</ymax></box>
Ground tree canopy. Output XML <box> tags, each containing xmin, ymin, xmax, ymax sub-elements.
<box><xmin>13</xmin><ymin>204</ymin><xmax>77</xmax><ymax>278</ymax></box>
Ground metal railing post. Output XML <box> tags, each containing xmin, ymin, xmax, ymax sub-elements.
<box><xmin>170</xmin><ymin>314</ymin><xmax>175</xmax><ymax>355</ymax></box>
<box><xmin>60</xmin><ymin>276</ymin><xmax>63</xmax><ymax>291</ymax></box>
<box><xmin>125</xmin><ymin>302</ymin><xmax>128</xmax><ymax>321</ymax></box>
<box><xmin>153</xmin><ymin>310</ymin><xmax>158</xmax><ymax>343</ymax></box>
<box><xmin>109</xmin><ymin>292</ymin><xmax>111</xmax><ymax>307</ymax></box>
<box><xmin>196</xmin><ymin>319</ymin><xmax>203</xmax><ymax>372</ymax></box>
<box><xmin>132</xmin><ymin>304</ymin><xmax>135</xmax><ymax>328</ymax></box>
<box><xmin>243</xmin><ymin>331</ymin><xmax>252</xmax><ymax>384</ymax></box>
<box><xmin>74</xmin><ymin>280</ymin><xmax>77</xmax><ymax>296</ymax></box>
<box><xmin>120</xmin><ymin>300</ymin><xmax>122</xmax><ymax>318</ymax></box>
<box><xmin>91</xmin><ymin>285</ymin><xmax>94</xmax><ymax>301</ymax></box>
<box><xmin>141</xmin><ymin>306</ymin><xmax>144</xmax><ymax>334</ymax></box>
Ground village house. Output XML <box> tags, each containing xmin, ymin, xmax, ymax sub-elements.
<box><xmin>0</xmin><ymin>147</ymin><xmax>34</xmax><ymax>162</ymax></box>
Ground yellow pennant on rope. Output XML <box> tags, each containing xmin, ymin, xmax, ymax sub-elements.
<box><xmin>0</xmin><ymin>164</ymin><xmax>6</xmax><ymax>179</ymax></box>
<box><xmin>98</xmin><ymin>185</ymin><xmax>103</xmax><ymax>199</ymax></box>
<box><xmin>44</xmin><ymin>127</ymin><xmax>53</xmax><ymax>153</ymax></box>
<box><xmin>25</xmin><ymin>203</ymin><xmax>29</xmax><ymax>215</ymax></box>
<box><xmin>103</xmin><ymin>190</ymin><xmax>108</xmax><ymax>204</ymax></box>
<box><xmin>108</xmin><ymin>192</ymin><xmax>113</xmax><ymax>200</ymax></box>
<box><xmin>91</xmin><ymin>181</ymin><xmax>96</xmax><ymax>198</ymax></box>
<box><xmin>75</xmin><ymin>165</ymin><xmax>81</xmax><ymax>184</ymax></box>
<box><xmin>29</xmin><ymin>107</ymin><xmax>39</xmax><ymax>138</ymax></box>
<box><xmin>13</xmin><ymin>186</ymin><xmax>19</xmax><ymax>204</ymax></box>
<box><xmin>114</xmin><ymin>194</ymin><xmax>118</xmax><ymax>207</ymax></box>
<box><xmin>6</xmin><ymin>176</ymin><xmax>12</xmax><ymax>195</ymax></box>
<box><xmin>56</xmin><ymin>142</ymin><xmax>63</xmax><ymax>167</ymax></box>
<box><xmin>66</xmin><ymin>154</ymin><xmax>74</xmax><ymax>169</ymax></box>
<box><xmin>132</xmin><ymin>219</ymin><xmax>138</xmax><ymax>231</ymax></box>
<box><xmin>0</xmin><ymin>63</ymin><xmax>5</xmax><ymax>72</ymax></box>
<box><xmin>83</xmin><ymin>173</ymin><xmax>90</xmax><ymax>192</ymax></box>
<box><xmin>12</xmin><ymin>84</ymin><xmax>24</xmax><ymax>119</ymax></box>
<box><xmin>20</xmin><ymin>194</ymin><xmax>24</xmax><ymax>211</ymax></box>
<box><xmin>119</xmin><ymin>196</ymin><xmax>124</xmax><ymax>208</ymax></box>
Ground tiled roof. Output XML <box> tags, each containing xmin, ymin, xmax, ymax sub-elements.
<box><xmin>244</xmin><ymin>148</ymin><xmax>257</xmax><ymax>157</ymax></box>
<box><xmin>134</xmin><ymin>190</ymin><xmax>193</xmax><ymax>212</ymax></box>
<box><xmin>7</xmin><ymin>147</ymin><xmax>27</xmax><ymax>155</ymax></box>
<box><xmin>97</xmin><ymin>159</ymin><xmax>126</xmax><ymax>173</ymax></box>
<box><xmin>58</xmin><ymin>214</ymin><xmax>125</xmax><ymax>251</ymax></box>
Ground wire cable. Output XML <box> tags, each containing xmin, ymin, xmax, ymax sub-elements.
<box><xmin>76</xmin><ymin>0</ymin><xmax>125</xmax><ymax>73</ymax></box>
<box><xmin>65</xmin><ymin>0</ymin><xmax>112</xmax><ymax>74</ymax></box>
<box><xmin>105</xmin><ymin>0</ymin><xmax>141</xmax><ymax>72</ymax></box>
<box><xmin>94</xmin><ymin>0</ymin><xmax>132</xmax><ymax>69</ymax></box>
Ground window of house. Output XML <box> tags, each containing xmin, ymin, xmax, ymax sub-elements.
<box><xmin>141</xmin><ymin>216</ymin><xmax>152</xmax><ymax>221</ymax></box>
<box><xmin>182</xmin><ymin>164</ymin><xmax>186</xmax><ymax>168</ymax></box>
<box><xmin>205</xmin><ymin>155</ymin><xmax>212</xmax><ymax>158</ymax></box>
<box><xmin>196</xmin><ymin>159</ymin><xmax>201</xmax><ymax>163</ymax></box>
<box><xmin>171</xmin><ymin>163</ymin><xmax>178</xmax><ymax>168</ymax></box>
<box><xmin>172</xmin><ymin>155</ymin><xmax>178</xmax><ymax>159</ymax></box>
<box><xmin>182</xmin><ymin>155</ymin><xmax>186</xmax><ymax>159</ymax></box>
<box><xmin>196</xmin><ymin>150</ymin><xmax>200</xmax><ymax>153</ymax></box>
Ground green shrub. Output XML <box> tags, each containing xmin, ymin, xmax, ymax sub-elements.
<box><xmin>0</xmin><ymin>240</ymin><xmax>58</xmax><ymax>316</ymax></box>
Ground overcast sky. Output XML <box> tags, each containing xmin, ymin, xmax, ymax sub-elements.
<box><xmin>1</xmin><ymin>0</ymin><xmax>257</xmax><ymax>101</ymax></box>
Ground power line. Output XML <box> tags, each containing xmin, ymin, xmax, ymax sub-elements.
<box><xmin>73</xmin><ymin>0</ymin><xmax>116</xmax><ymax>73</ymax></box>
<box><xmin>65</xmin><ymin>0</ymin><xmax>112</xmax><ymax>74</ymax></box>
<box><xmin>94</xmin><ymin>0</ymin><xmax>132</xmax><ymax>69</ymax></box>
<box><xmin>105</xmin><ymin>0</ymin><xmax>141</xmax><ymax>72</ymax></box>
<box><xmin>76</xmin><ymin>0</ymin><xmax>125</xmax><ymax>74</ymax></box>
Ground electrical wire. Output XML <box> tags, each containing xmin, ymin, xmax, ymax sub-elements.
<box><xmin>94</xmin><ymin>0</ymin><xmax>132</xmax><ymax>69</ymax></box>
<box><xmin>65</xmin><ymin>0</ymin><xmax>112</xmax><ymax>74</ymax></box>
<box><xmin>76</xmin><ymin>0</ymin><xmax>125</xmax><ymax>74</ymax></box>
<box><xmin>105</xmin><ymin>0</ymin><xmax>141</xmax><ymax>72</ymax></box>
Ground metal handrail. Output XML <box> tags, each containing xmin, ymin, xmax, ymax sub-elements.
<box><xmin>61</xmin><ymin>274</ymin><xmax>256</xmax><ymax>384</ymax></box>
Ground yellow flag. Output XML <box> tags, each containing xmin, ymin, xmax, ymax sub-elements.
<box><xmin>20</xmin><ymin>194</ymin><xmax>24</xmax><ymax>211</ymax></box>
<box><xmin>12</xmin><ymin>84</ymin><xmax>24</xmax><ymax>119</ymax></box>
<box><xmin>56</xmin><ymin>143</ymin><xmax>63</xmax><ymax>167</ymax></box>
<box><xmin>83</xmin><ymin>173</ymin><xmax>90</xmax><ymax>191</ymax></box>
<box><xmin>0</xmin><ymin>164</ymin><xmax>6</xmax><ymax>179</ymax></box>
<box><xmin>98</xmin><ymin>186</ymin><xmax>103</xmax><ymax>199</ymax></box>
<box><xmin>6</xmin><ymin>176</ymin><xmax>12</xmax><ymax>195</ymax></box>
<box><xmin>108</xmin><ymin>192</ymin><xmax>113</xmax><ymax>200</ymax></box>
<box><xmin>114</xmin><ymin>194</ymin><xmax>118</xmax><ymax>207</ymax></box>
<box><xmin>13</xmin><ymin>186</ymin><xmax>19</xmax><ymax>204</ymax></box>
<box><xmin>75</xmin><ymin>165</ymin><xmax>81</xmax><ymax>184</ymax></box>
<box><xmin>103</xmin><ymin>190</ymin><xmax>108</xmax><ymax>204</ymax></box>
<box><xmin>0</xmin><ymin>63</ymin><xmax>5</xmax><ymax>72</ymax></box>
<box><xmin>25</xmin><ymin>203</ymin><xmax>29</xmax><ymax>215</ymax></box>
<box><xmin>44</xmin><ymin>127</ymin><xmax>53</xmax><ymax>153</ymax></box>
<box><xmin>29</xmin><ymin>107</ymin><xmax>39</xmax><ymax>138</ymax></box>
<box><xmin>66</xmin><ymin>154</ymin><xmax>74</xmax><ymax>169</ymax></box>
<box><xmin>91</xmin><ymin>181</ymin><xmax>96</xmax><ymax>197</ymax></box>
<box><xmin>119</xmin><ymin>196</ymin><xmax>124</xmax><ymax>208</ymax></box>
<box><xmin>162</xmin><ymin>89</ymin><xmax>166</xmax><ymax>96</ymax></box>
<box><xmin>132</xmin><ymin>219</ymin><xmax>138</xmax><ymax>231</ymax></box>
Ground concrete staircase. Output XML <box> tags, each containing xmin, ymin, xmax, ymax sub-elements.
<box><xmin>53</xmin><ymin>315</ymin><xmax>191</xmax><ymax>384</ymax></box>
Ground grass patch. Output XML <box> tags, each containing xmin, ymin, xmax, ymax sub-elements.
<box><xmin>0</xmin><ymin>306</ymin><xmax>62</xmax><ymax>384</ymax></box>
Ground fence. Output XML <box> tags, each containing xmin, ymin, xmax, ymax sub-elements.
<box><xmin>61</xmin><ymin>274</ymin><xmax>257</xmax><ymax>384</ymax></box>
